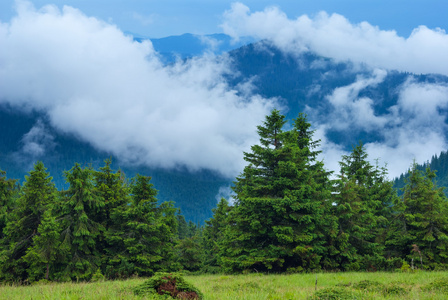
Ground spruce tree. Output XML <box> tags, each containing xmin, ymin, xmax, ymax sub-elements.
<box><xmin>57</xmin><ymin>163</ymin><xmax>104</xmax><ymax>281</ymax></box>
<box><xmin>23</xmin><ymin>209</ymin><xmax>62</xmax><ymax>281</ymax></box>
<box><xmin>202</xmin><ymin>198</ymin><xmax>231</xmax><ymax>272</ymax></box>
<box><xmin>105</xmin><ymin>174</ymin><xmax>177</xmax><ymax>278</ymax></box>
<box><xmin>0</xmin><ymin>162</ymin><xmax>57</xmax><ymax>282</ymax></box>
<box><xmin>0</xmin><ymin>168</ymin><xmax>17</xmax><ymax>240</ymax></box>
<box><xmin>93</xmin><ymin>159</ymin><xmax>130</xmax><ymax>276</ymax></box>
<box><xmin>222</xmin><ymin>110</ymin><xmax>332</xmax><ymax>272</ymax></box>
<box><xmin>331</xmin><ymin>143</ymin><xmax>397</xmax><ymax>271</ymax></box>
<box><xmin>391</xmin><ymin>165</ymin><xmax>448</xmax><ymax>269</ymax></box>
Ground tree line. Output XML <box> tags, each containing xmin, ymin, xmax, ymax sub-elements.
<box><xmin>1</xmin><ymin>110</ymin><xmax>448</xmax><ymax>283</ymax></box>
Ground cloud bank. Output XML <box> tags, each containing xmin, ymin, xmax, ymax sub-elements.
<box><xmin>222</xmin><ymin>2</ymin><xmax>448</xmax><ymax>76</ymax></box>
<box><xmin>311</xmin><ymin>73</ymin><xmax>448</xmax><ymax>179</ymax></box>
<box><xmin>0</xmin><ymin>1</ymin><xmax>276</xmax><ymax>177</ymax></box>
<box><xmin>222</xmin><ymin>3</ymin><xmax>448</xmax><ymax>179</ymax></box>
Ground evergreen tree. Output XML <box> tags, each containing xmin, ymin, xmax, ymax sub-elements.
<box><xmin>390</xmin><ymin>165</ymin><xmax>448</xmax><ymax>269</ymax></box>
<box><xmin>57</xmin><ymin>163</ymin><xmax>104</xmax><ymax>281</ymax></box>
<box><xmin>0</xmin><ymin>162</ymin><xmax>57</xmax><ymax>282</ymax></box>
<box><xmin>331</xmin><ymin>143</ymin><xmax>397</xmax><ymax>271</ymax></box>
<box><xmin>202</xmin><ymin>198</ymin><xmax>231</xmax><ymax>272</ymax></box>
<box><xmin>93</xmin><ymin>159</ymin><xmax>130</xmax><ymax>276</ymax></box>
<box><xmin>105</xmin><ymin>174</ymin><xmax>177</xmax><ymax>278</ymax></box>
<box><xmin>0</xmin><ymin>168</ymin><xmax>17</xmax><ymax>239</ymax></box>
<box><xmin>175</xmin><ymin>231</ymin><xmax>204</xmax><ymax>272</ymax></box>
<box><xmin>23</xmin><ymin>209</ymin><xmax>62</xmax><ymax>281</ymax></box>
<box><xmin>221</xmin><ymin>110</ymin><xmax>332</xmax><ymax>273</ymax></box>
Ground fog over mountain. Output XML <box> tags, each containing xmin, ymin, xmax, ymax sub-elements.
<box><xmin>1</xmin><ymin>1</ymin><xmax>448</xmax><ymax>185</ymax></box>
<box><xmin>0</xmin><ymin>1</ymin><xmax>276</xmax><ymax>178</ymax></box>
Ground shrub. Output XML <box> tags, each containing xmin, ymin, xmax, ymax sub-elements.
<box><xmin>421</xmin><ymin>278</ymin><xmax>448</xmax><ymax>293</ymax></box>
<box><xmin>352</xmin><ymin>279</ymin><xmax>383</xmax><ymax>291</ymax></box>
<box><xmin>132</xmin><ymin>272</ymin><xmax>203</xmax><ymax>299</ymax></box>
<box><xmin>310</xmin><ymin>287</ymin><xmax>356</xmax><ymax>300</ymax></box>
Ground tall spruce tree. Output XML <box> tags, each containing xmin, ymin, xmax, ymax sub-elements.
<box><xmin>57</xmin><ymin>163</ymin><xmax>104</xmax><ymax>281</ymax></box>
<box><xmin>221</xmin><ymin>110</ymin><xmax>332</xmax><ymax>273</ymax></box>
<box><xmin>389</xmin><ymin>165</ymin><xmax>448</xmax><ymax>269</ymax></box>
<box><xmin>0</xmin><ymin>162</ymin><xmax>57</xmax><ymax>281</ymax></box>
<box><xmin>331</xmin><ymin>143</ymin><xmax>397</xmax><ymax>271</ymax></box>
<box><xmin>105</xmin><ymin>174</ymin><xmax>177</xmax><ymax>278</ymax></box>
<box><xmin>23</xmin><ymin>209</ymin><xmax>62</xmax><ymax>281</ymax></box>
<box><xmin>93</xmin><ymin>159</ymin><xmax>130</xmax><ymax>276</ymax></box>
<box><xmin>202</xmin><ymin>198</ymin><xmax>231</xmax><ymax>273</ymax></box>
<box><xmin>0</xmin><ymin>168</ymin><xmax>17</xmax><ymax>240</ymax></box>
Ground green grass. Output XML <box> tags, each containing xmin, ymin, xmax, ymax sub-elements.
<box><xmin>1</xmin><ymin>271</ymin><xmax>447</xmax><ymax>299</ymax></box>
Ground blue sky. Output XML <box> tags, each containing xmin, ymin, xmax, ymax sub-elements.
<box><xmin>1</xmin><ymin>0</ymin><xmax>447</xmax><ymax>38</ymax></box>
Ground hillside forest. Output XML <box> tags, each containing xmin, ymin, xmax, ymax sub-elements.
<box><xmin>1</xmin><ymin>110</ymin><xmax>448</xmax><ymax>283</ymax></box>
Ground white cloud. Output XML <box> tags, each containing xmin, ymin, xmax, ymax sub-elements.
<box><xmin>11</xmin><ymin>119</ymin><xmax>55</xmax><ymax>168</ymax></box>
<box><xmin>222</xmin><ymin>3</ymin><xmax>448</xmax><ymax>76</ymax></box>
<box><xmin>323</xmin><ymin>69</ymin><xmax>388</xmax><ymax>131</ymax></box>
<box><xmin>314</xmin><ymin>73</ymin><xmax>448</xmax><ymax>179</ymax></box>
<box><xmin>0</xmin><ymin>1</ymin><xmax>276</xmax><ymax>177</ymax></box>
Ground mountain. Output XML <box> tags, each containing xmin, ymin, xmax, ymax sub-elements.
<box><xmin>0</xmin><ymin>105</ymin><xmax>229</xmax><ymax>224</ymax></box>
<box><xmin>394</xmin><ymin>150</ymin><xmax>448</xmax><ymax>195</ymax></box>
<box><xmin>2</xmin><ymin>34</ymin><xmax>448</xmax><ymax>223</ymax></box>
<box><xmin>137</xmin><ymin>33</ymin><xmax>255</xmax><ymax>62</ymax></box>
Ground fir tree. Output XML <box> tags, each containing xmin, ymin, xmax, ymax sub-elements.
<box><xmin>0</xmin><ymin>162</ymin><xmax>57</xmax><ymax>281</ymax></box>
<box><xmin>202</xmin><ymin>198</ymin><xmax>231</xmax><ymax>272</ymax></box>
<box><xmin>222</xmin><ymin>110</ymin><xmax>332</xmax><ymax>272</ymax></box>
<box><xmin>392</xmin><ymin>165</ymin><xmax>448</xmax><ymax>269</ymax></box>
<box><xmin>57</xmin><ymin>163</ymin><xmax>104</xmax><ymax>281</ymax></box>
<box><xmin>105</xmin><ymin>174</ymin><xmax>177</xmax><ymax>278</ymax></box>
<box><xmin>331</xmin><ymin>143</ymin><xmax>397</xmax><ymax>271</ymax></box>
<box><xmin>0</xmin><ymin>168</ymin><xmax>17</xmax><ymax>240</ymax></box>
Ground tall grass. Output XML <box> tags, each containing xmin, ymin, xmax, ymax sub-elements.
<box><xmin>1</xmin><ymin>271</ymin><xmax>447</xmax><ymax>299</ymax></box>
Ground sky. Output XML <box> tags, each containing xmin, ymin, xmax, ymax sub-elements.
<box><xmin>1</xmin><ymin>0</ymin><xmax>447</xmax><ymax>38</ymax></box>
<box><xmin>1</xmin><ymin>0</ymin><xmax>448</xmax><ymax>180</ymax></box>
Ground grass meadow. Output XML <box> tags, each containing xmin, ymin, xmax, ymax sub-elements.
<box><xmin>0</xmin><ymin>271</ymin><xmax>447</xmax><ymax>299</ymax></box>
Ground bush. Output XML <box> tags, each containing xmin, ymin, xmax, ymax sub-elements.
<box><xmin>310</xmin><ymin>287</ymin><xmax>357</xmax><ymax>300</ymax></box>
<box><xmin>421</xmin><ymin>278</ymin><xmax>448</xmax><ymax>293</ymax></box>
<box><xmin>132</xmin><ymin>272</ymin><xmax>203</xmax><ymax>299</ymax></box>
<box><xmin>91</xmin><ymin>269</ymin><xmax>105</xmax><ymax>282</ymax></box>
<box><xmin>352</xmin><ymin>279</ymin><xmax>383</xmax><ymax>291</ymax></box>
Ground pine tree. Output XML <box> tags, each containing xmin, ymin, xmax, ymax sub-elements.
<box><xmin>0</xmin><ymin>162</ymin><xmax>57</xmax><ymax>281</ymax></box>
<box><xmin>221</xmin><ymin>110</ymin><xmax>332</xmax><ymax>273</ymax></box>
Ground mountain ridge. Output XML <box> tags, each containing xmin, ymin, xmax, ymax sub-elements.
<box><xmin>2</xmin><ymin>33</ymin><xmax>448</xmax><ymax>223</ymax></box>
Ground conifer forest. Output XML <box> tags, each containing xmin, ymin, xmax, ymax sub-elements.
<box><xmin>1</xmin><ymin>110</ymin><xmax>448</xmax><ymax>283</ymax></box>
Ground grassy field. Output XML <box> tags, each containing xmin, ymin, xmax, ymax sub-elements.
<box><xmin>0</xmin><ymin>271</ymin><xmax>447</xmax><ymax>299</ymax></box>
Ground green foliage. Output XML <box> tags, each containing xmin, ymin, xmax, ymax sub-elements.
<box><xmin>132</xmin><ymin>272</ymin><xmax>203</xmax><ymax>299</ymax></box>
<box><xmin>91</xmin><ymin>268</ymin><xmax>105</xmax><ymax>282</ymax></box>
<box><xmin>330</xmin><ymin>143</ymin><xmax>397</xmax><ymax>270</ymax></box>
<box><xmin>388</xmin><ymin>164</ymin><xmax>448</xmax><ymax>270</ymax></box>
<box><xmin>421</xmin><ymin>278</ymin><xmax>448</xmax><ymax>293</ymax></box>
<box><xmin>310</xmin><ymin>287</ymin><xmax>357</xmax><ymax>300</ymax></box>
<box><xmin>0</xmin><ymin>162</ymin><xmax>57</xmax><ymax>282</ymax></box>
<box><xmin>0</xmin><ymin>168</ymin><xmax>17</xmax><ymax>240</ymax></box>
<box><xmin>56</xmin><ymin>163</ymin><xmax>104</xmax><ymax>281</ymax></box>
<box><xmin>104</xmin><ymin>173</ymin><xmax>178</xmax><ymax>278</ymax></box>
<box><xmin>222</xmin><ymin>110</ymin><xmax>332</xmax><ymax>273</ymax></box>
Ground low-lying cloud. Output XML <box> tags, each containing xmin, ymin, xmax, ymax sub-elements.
<box><xmin>0</xmin><ymin>1</ymin><xmax>276</xmax><ymax>177</ymax></box>
<box><xmin>312</xmin><ymin>73</ymin><xmax>448</xmax><ymax>178</ymax></box>
<box><xmin>222</xmin><ymin>2</ymin><xmax>448</xmax><ymax>76</ymax></box>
